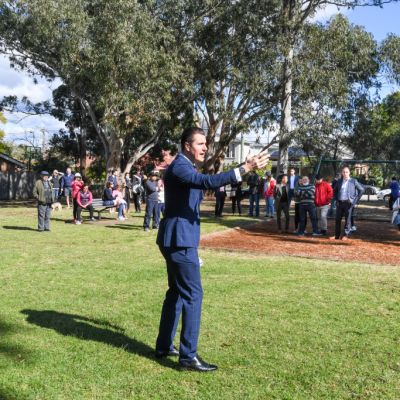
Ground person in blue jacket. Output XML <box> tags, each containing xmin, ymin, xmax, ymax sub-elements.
<box><xmin>155</xmin><ymin>127</ymin><xmax>269</xmax><ymax>372</ymax></box>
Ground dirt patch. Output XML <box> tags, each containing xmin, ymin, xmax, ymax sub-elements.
<box><xmin>201</xmin><ymin>219</ymin><xmax>400</xmax><ymax>266</ymax></box>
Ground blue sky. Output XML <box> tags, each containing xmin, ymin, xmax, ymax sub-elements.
<box><xmin>1</xmin><ymin>2</ymin><xmax>400</xmax><ymax>144</ymax></box>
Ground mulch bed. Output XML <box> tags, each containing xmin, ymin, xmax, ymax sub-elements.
<box><xmin>201</xmin><ymin>219</ymin><xmax>400</xmax><ymax>266</ymax></box>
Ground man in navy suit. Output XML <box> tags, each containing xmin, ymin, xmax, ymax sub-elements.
<box><xmin>331</xmin><ymin>165</ymin><xmax>365</xmax><ymax>240</ymax></box>
<box><xmin>155</xmin><ymin>127</ymin><xmax>269</xmax><ymax>372</ymax></box>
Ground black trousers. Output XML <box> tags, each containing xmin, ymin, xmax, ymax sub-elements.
<box><xmin>335</xmin><ymin>200</ymin><xmax>352</xmax><ymax>239</ymax></box>
<box><xmin>231</xmin><ymin>196</ymin><xmax>242</xmax><ymax>215</ymax></box>
<box><xmin>77</xmin><ymin>205</ymin><xmax>94</xmax><ymax>220</ymax></box>
<box><xmin>294</xmin><ymin>203</ymin><xmax>307</xmax><ymax>231</ymax></box>
<box><xmin>73</xmin><ymin>198</ymin><xmax>79</xmax><ymax>220</ymax></box>
<box><xmin>133</xmin><ymin>193</ymin><xmax>141</xmax><ymax>212</ymax></box>
<box><xmin>215</xmin><ymin>195</ymin><xmax>226</xmax><ymax>216</ymax></box>
<box><xmin>276</xmin><ymin>201</ymin><xmax>290</xmax><ymax>230</ymax></box>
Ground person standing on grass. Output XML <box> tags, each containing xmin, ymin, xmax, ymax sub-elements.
<box><xmin>157</xmin><ymin>176</ymin><xmax>165</xmax><ymax>219</ymax></box>
<box><xmin>315</xmin><ymin>174</ymin><xmax>333</xmax><ymax>235</ymax></box>
<box><xmin>392</xmin><ymin>195</ymin><xmax>400</xmax><ymax>230</ymax></box>
<box><xmin>60</xmin><ymin>167</ymin><xmax>74</xmax><ymax>208</ymax></box>
<box><xmin>214</xmin><ymin>184</ymin><xmax>226</xmax><ymax>217</ymax></box>
<box><xmin>132</xmin><ymin>169</ymin><xmax>143</xmax><ymax>213</ymax></box>
<box><xmin>143</xmin><ymin>171</ymin><xmax>160</xmax><ymax>231</ymax></box>
<box><xmin>389</xmin><ymin>176</ymin><xmax>399</xmax><ymax>211</ymax></box>
<box><xmin>288</xmin><ymin>167</ymin><xmax>299</xmax><ymax>206</ymax></box>
<box><xmin>155</xmin><ymin>127</ymin><xmax>269</xmax><ymax>372</ymax></box>
<box><xmin>124</xmin><ymin>172</ymin><xmax>132</xmax><ymax>213</ymax></box>
<box><xmin>247</xmin><ymin>170</ymin><xmax>261</xmax><ymax>217</ymax></box>
<box><xmin>274</xmin><ymin>174</ymin><xmax>290</xmax><ymax>233</ymax></box>
<box><xmin>33</xmin><ymin>171</ymin><xmax>54</xmax><ymax>232</ymax></box>
<box><xmin>71</xmin><ymin>173</ymin><xmax>84</xmax><ymax>224</ymax></box>
<box><xmin>76</xmin><ymin>184</ymin><xmax>95</xmax><ymax>223</ymax></box>
<box><xmin>230</xmin><ymin>181</ymin><xmax>243</xmax><ymax>215</ymax></box>
<box><xmin>264</xmin><ymin>171</ymin><xmax>275</xmax><ymax>218</ymax></box>
<box><xmin>49</xmin><ymin>169</ymin><xmax>61</xmax><ymax>201</ymax></box>
<box><xmin>295</xmin><ymin>176</ymin><xmax>321</xmax><ymax>236</ymax></box>
<box><xmin>331</xmin><ymin>165</ymin><xmax>365</xmax><ymax>241</ymax></box>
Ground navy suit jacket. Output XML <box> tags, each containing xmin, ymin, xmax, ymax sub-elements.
<box><xmin>156</xmin><ymin>153</ymin><xmax>239</xmax><ymax>248</ymax></box>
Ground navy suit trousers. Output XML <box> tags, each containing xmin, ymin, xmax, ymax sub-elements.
<box><xmin>156</xmin><ymin>246</ymin><xmax>203</xmax><ymax>361</ymax></box>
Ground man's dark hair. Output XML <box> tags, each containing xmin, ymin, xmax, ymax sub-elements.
<box><xmin>392</xmin><ymin>176</ymin><xmax>397</xmax><ymax>181</ymax></box>
<box><xmin>180</xmin><ymin>127</ymin><xmax>206</xmax><ymax>150</ymax></box>
<box><xmin>341</xmin><ymin>165</ymin><xmax>350</xmax><ymax>171</ymax></box>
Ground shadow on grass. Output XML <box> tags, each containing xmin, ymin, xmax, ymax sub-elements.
<box><xmin>20</xmin><ymin>310</ymin><xmax>179</xmax><ymax>370</ymax></box>
<box><xmin>0</xmin><ymin>387</ymin><xmax>26</xmax><ymax>400</ymax></box>
<box><xmin>105</xmin><ymin>225</ymin><xmax>143</xmax><ymax>230</ymax></box>
<box><xmin>2</xmin><ymin>225</ymin><xmax>37</xmax><ymax>231</ymax></box>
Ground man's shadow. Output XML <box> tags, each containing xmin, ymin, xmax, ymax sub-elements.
<box><xmin>20</xmin><ymin>309</ymin><xmax>178</xmax><ymax>370</ymax></box>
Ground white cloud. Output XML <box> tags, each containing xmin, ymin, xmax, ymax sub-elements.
<box><xmin>0</xmin><ymin>54</ymin><xmax>66</xmax><ymax>142</ymax></box>
<box><xmin>310</xmin><ymin>4</ymin><xmax>347</xmax><ymax>23</ymax></box>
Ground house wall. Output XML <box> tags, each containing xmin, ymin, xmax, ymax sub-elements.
<box><xmin>0</xmin><ymin>171</ymin><xmax>36</xmax><ymax>200</ymax></box>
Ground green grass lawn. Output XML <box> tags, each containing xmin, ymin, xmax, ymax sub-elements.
<box><xmin>1</xmin><ymin>204</ymin><xmax>400</xmax><ymax>399</ymax></box>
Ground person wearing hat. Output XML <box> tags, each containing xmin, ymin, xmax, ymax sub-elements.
<box><xmin>33</xmin><ymin>171</ymin><xmax>55</xmax><ymax>232</ymax></box>
<box><xmin>143</xmin><ymin>170</ymin><xmax>160</xmax><ymax>231</ymax></box>
<box><xmin>71</xmin><ymin>173</ymin><xmax>84</xmax><ymax>223</ymax></box>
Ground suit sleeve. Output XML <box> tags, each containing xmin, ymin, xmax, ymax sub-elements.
<box><xmin>355</xmin><ymin>180</ymin><xmax>365</xmax><ymax>199</ymax></box>
<box><xmin>172</xmin><ymin>163</ymin><xmax>238</xmax><ymax>190</ymax></box>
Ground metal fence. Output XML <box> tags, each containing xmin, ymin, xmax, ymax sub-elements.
<box><xmin>0</xmin><ymin>171</ymin><xmax>36</xmax><ymax>200</ymax></box>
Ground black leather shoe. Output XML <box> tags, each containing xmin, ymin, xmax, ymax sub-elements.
<box><xmin>179</xmin><ymin>356</ymin><xmax>218</xmax><ymax>372</ymax></box>
<box><xmin>155</xmin><ymin>346</ymin><xmax>179</xmax><ymax>358</ymax></box>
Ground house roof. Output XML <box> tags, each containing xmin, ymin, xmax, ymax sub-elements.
<box><xmin>269</xmin><ymin>147</ymin><xmax>308</xmax><ymax>160</ymax></box>
<box><xmin>0</xmin><ymin>153</ymin><xmax>27</xmax><ymax>169</ymax></box>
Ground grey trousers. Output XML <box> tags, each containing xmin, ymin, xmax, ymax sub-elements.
<box><xmin>38</xmin><ymin>203</ymin><xmax>52</xmax><ymax>231</ymax></box>
<box><xmin>317</xmin><ymin>204</ymin><xmax>330</xmax><ymax>231</ymax></box>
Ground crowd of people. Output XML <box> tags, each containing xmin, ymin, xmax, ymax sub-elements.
<box><xmin>213</xmin><ymin>165</ymin><xmax>400</xmax><ymax>239</ymax></box>
<box><xmin>33</xmin><ymin>167</ymin><xmax>166</xmax><ymax>232</ymax></box>
<box><xmin>33</xmin><ymin>165</ymin><xmax>400</xmax><ymax>237</ymax></box>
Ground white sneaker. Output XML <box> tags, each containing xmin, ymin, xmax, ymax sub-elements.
<box><xmin>118</xmin><ymin>216</ymin><xmax>125</xmax><ymax>221</ymax></box>
<box><xmin>75</xmin><ymin>220</ymin><xmax>81</xmax><ymax>225</ymax></box>
<box><xmin>351</xmin><ymin>225</ymin><xmax>357</xmax><ymax>232</ymax></box>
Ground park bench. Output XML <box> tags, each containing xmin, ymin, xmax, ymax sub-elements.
<box><xmin>81</xmin><ymin>198</ymin><xmax>115</xmax><ymax>220</ymax></box>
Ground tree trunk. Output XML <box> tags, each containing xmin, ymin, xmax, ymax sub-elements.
<box><xmin>79</xmin><ymin>126</ymin><xmax>87</xmax><ymax>176</ymax></box>
<box><xmin>277</xmin><ymin>45</ymin><xmax>293</xmax><ymax>174</ymax></box>
<box><xmin>106</xmin><ymin>136</ymin><xmax>124</xmax><ymax>174</ymax></box>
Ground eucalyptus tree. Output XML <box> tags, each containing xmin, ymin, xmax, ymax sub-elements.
<box><xmin>290</xmin><ymin>15</ymin><xmax>380</xmax><ymax>162</ymax></box>
<box><xmin>274</xmin><ymin>0</ymin><xmax>398</xmax><ymax>174</ymax></box>
<box><xmin>153</xmin><ymin>0</ymin><xmax>282</xmax><ymax>174</ymax></box>
<box><xmin>0</xmin><ymin>0</ymin><xmax>191</xmax><ymax>174</ymax></box>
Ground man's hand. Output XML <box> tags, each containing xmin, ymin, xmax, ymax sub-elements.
<box><xmin>243</xmin><ymin>150</ymin><xmax>270</xmax><ymax>173</ymax></box>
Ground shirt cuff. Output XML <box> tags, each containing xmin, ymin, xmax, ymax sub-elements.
<box><xmin>234</xmin><ymin>168</ymin><xmax>242</xmax><ymax>183</ymax></box>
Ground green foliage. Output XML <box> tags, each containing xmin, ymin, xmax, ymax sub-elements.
<box><xmin>381</xmin><ymin>34</ymin><xmax>400</xmax><ymax>85</ymax></box>
<box><xmin>0</xmin><ymin>111</ymin><xmax>12</xmax><ymax>155</ymax></box>
<box><xmin>0</xmin><ymin>0</ymin><xmax>192</xmax><ymax>171</ymax></box>
<box><xmin>292</xmin><ymin>15</ymin><xmax>380</xmax><ymax>159</ymax></box>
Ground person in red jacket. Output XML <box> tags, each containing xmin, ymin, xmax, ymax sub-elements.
<box><xmin>71</xmin><ymin>173</ymin><xmax>84</xmax><ymax>223</ymax></box>
<box><xmin>315</xmin><ymin>174</ymin><xmax>333</xmax><ymax>235</ymax></box>
<box><xmin>264</xmin><ymin>171</ymin><xmax>276</xmax><ymax>218</ymax></box>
